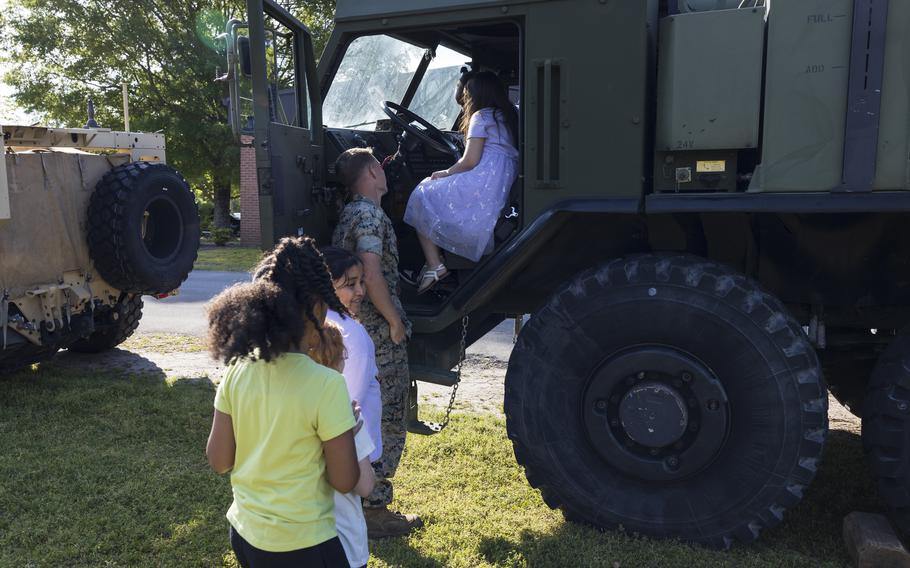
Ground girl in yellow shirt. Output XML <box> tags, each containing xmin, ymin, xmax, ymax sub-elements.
<box><xmin>206</xmin><ymin>236</ymin><xmax>360</xmax><ymax>567</ymax></box>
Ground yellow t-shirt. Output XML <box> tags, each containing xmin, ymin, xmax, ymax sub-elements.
<box><xmin>213</xmin><ymin>352</ymin><xmax>355</xmax><ymax>552</ymax></box>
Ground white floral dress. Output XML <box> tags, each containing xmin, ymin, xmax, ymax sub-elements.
<box><xmin>404</xmin><ymin>108</ymin><xmax>519</xmax><ymax>262</ymax></box>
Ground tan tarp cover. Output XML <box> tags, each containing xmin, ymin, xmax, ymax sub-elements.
<box><xmin>0</xmin><ymin>152</ymin><xmax>129</xmax><ymax>299</ymax></box>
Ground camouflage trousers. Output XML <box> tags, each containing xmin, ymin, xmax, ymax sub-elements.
<box><xmin>361</xmin><ymin>308</ymin><xmax>410</xmax><ymax>509</ymax></box>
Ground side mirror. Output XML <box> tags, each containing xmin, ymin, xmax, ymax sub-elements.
<box><xmin>238</xmin><ymin>36</ymin><xmax>252</xmax><ymax>78</ymax></box>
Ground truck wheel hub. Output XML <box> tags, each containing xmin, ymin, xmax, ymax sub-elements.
<box><xmin>619</xmin><ymin>382</ymin><xmax>688</xmax><ymax>447</ymax></box>
<box><xmin>583</xmin><ymin>346</ymin><xmax>729</xmax><ymax>481</ymax></box>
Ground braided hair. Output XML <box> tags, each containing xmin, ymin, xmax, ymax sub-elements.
<box><xmin>207</xmin><ymin>236</ymin><xmax>349</xmax><ymax>364</ymax></box>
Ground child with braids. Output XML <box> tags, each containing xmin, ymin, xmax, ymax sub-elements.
<box><xmin>205</xmin><ymin>236</ymin><xmax>360</xmax><ymax>568</ymax></box>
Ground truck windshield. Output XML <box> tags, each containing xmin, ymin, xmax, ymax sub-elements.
<box><xmin>409</xmin><ymin>46</ymin><xmax>467</xmax><ymax>131</ymax></box>
<box><xmin>323</xmin><ymin>34</ymin><xmax>466</xmax><ymax>131</ymax></box>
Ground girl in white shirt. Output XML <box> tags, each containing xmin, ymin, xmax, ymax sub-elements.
<box><xmin>321</xmin><ymin>246</ymin><xmax>383</xmax><ymax>568</ymax></box>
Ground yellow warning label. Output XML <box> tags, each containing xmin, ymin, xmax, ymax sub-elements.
<box><xmin>696</xmin><ymin>160</ymin><xmax>726</xmax><ymax>173</ymax></box>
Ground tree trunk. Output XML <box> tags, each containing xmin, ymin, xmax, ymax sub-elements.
<box><xmin>212</xmin><ymin>172</ymin><xmax>232</xmax><ymax>229</ymax></box>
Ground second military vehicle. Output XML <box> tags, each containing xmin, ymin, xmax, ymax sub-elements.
<box><xmin>0</xmin><ymin>123</ymin><xmax>200</xmax><ymax>372</ymax></box>
<box><xmin>227</xmin><ymin>0</ymin><xmax>910</xmax><ymax>548</ymax></box>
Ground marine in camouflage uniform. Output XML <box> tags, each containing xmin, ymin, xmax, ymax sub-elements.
<box><xmin>332</xmin><ymin>194</ymin><xmax>410</xmax><ymax>509</ymax></box>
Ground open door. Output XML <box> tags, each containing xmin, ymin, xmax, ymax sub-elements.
<box><xmin>243</xmin><ymin>0</ymin><xmax>327</xmax><ymax>246</ymax></box>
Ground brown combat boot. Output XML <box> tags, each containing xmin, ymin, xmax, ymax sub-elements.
<box><xmin>363</xmin><ymin>506</ymin><xmax>423</xmax><ymax>538</ymax></box>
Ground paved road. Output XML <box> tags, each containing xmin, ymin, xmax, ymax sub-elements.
<box><xmin>140</xmin><ymin>270</ymin><xmax>517</xmax><ymax>360</ymax></box>
<box><xmin>139</xmin><ymin>271</ymin><xmax>249</xmax><ymax>336</ymax></box>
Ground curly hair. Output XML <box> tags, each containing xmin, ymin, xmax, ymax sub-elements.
<box><xmin>207</xmin><ymin>236</ymin><xmax>349</xmax><ymax>364</ymax></box>
<box><xmin>307</xmin><ymin>319</ymin><xmax>347</xmax><ymax>372</ymax></box>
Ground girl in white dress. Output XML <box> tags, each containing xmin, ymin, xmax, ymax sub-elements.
<box><xmin>321</xmin><ymin>246</ymin><xmax>383</xmax><ymax>567</ymax></box>
<box><xmin>404</xmin><ymin>71</ymin><xmax>519</xmax><ymax>293</ymax></box>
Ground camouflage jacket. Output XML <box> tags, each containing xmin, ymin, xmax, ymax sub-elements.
<box><xmin>332</xmin><ymin>195</ymin><xmax>409</xmax><ymax>327</ymax></box>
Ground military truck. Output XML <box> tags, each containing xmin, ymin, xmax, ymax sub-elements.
<box><xmin>227</xmin><ymin>0</ymin><xmax>910</xmax><ymax>548</ymax></box>
<box><xmin>0</xmin><ymin>123</ymin><xmax>200</xmax><ymax>372</ymax></box>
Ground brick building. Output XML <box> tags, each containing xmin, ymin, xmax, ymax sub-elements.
<box><xmin>238</xmin><ymin>135</ymin><xmax>261</xmax><ymax>247</ymax></box>
<box><xmin>237</xmin><ymin>88</ymin><xmax>302</xmax><ymax>248</ymax></box>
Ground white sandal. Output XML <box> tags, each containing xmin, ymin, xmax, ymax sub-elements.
<box><xmin>417</xmin><ymin>264</ymin><xmax>449</xmax><ymax>294</ymax></box>
<box><xmin>400</xmin><ymin>264</ymin><xmax>427</xmax><ymax>288</ymax></box>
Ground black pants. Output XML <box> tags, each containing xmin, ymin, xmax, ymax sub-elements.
<box><xmin>230</xmin><ymin>526</ymin><xmax>349</xmax><ymax>568</ymax></box>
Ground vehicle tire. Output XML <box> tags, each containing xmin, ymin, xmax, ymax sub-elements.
<box><xmin>88</xmin><ymin>162</ymin><xmax>200</xmax><ymax>295</ymax></box>
<box><xmin>68</xmin><ymin>294</ymin><xmax>143</xmax><ymax>353</ymax></box>
<box><xmin>862</xmin><ymin>330</ymin><xmax>910</xmax><ymax>536</ymax></box>
<box><xmin>504</xmin><ymin>254</ymin><xmax>827</xmax><ymax>548</ymax></box>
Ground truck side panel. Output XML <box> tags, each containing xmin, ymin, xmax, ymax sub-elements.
<box><xmin>750</xmin><ymin>0</ymin><xmax>910</xmax><ymax>192</ymax></box>
<box><xmin>752</xmin><ymin>0</ymin><xmax>853</xmax><ymax>192</ymax></box>
<box><xmin>872</xmin><ymin>0</ymin><xmax>910</xmax><ymax>190</ymax></box>
<box><xmin>523</xmin><ymin>0</ymin><xmax>657</xmax><ymax>219</ymax></box>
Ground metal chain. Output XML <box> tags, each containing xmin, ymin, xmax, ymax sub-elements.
<box><xmin>435</xmin><ymin>314</ymin><xmax>469</xmax><ymax>432</ymax></box>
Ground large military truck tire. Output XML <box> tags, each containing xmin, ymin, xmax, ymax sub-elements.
<box><xmin>504</xmin><ymin>255</ymin><xmax>828</xmax><ymax>548</ymax></box>
<box><xmin>862</xmin><ymin>330</ymin><xmax>910</xmax><ymax>536</ymax></box>
<box><xmin>68</xmin><ymin>294</ymin><xmax>143</xmax><ymax>353</ymax></box>
<box><xmin>88</xmin><ymin>162</ymin><xmax>200</xmax><ymax>295</ymax></box>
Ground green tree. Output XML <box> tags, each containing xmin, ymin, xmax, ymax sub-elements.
<box><xmin>1</xmin><ymin>0</ymin><xmax>336</xmax><ymax>229</ymax></box>
<box><xmin>0</xmin><ymin>1</ymin><xmax>241</xmax><ymax>227</ymax></box>
<box><xmin>281</xmin><ymin>0</ymin><xmax>336</xmax><ymax>56</ymax></box>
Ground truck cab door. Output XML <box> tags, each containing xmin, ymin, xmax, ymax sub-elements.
<box><xmin>245</xmin><ymin>0</ymin><xmax>327</xmax><ymax>246</ymax></box>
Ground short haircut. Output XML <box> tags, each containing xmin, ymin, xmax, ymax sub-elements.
<box><xmin>334</xmin><ymin>147</ymin><xmax>376</xmax><ymax>188</ymax></box>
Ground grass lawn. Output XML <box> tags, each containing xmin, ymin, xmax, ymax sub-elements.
<box><xmin>193</xmin><ymin>246</ymin><xmax>263</xmax><ymax>273</ymax></box>
<box><xmin>121</xmin><ymin>333</ymin><xmax>206</xmax><ymax>353</ymax></box>
<box><xmin>0</xmin><ymin>361</ymin><xmax>879</xmax><ymax>567</ymax></box>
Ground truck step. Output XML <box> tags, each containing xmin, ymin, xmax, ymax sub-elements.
<box><xmin>410</xmin><ymin>364</ymin><xmax>459</xmax><ymax>387</ymax></box>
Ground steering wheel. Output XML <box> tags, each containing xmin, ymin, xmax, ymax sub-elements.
<box><xmin>382</xmin><ymin>101</ymin><xmax>461</xmax><ymax>160</ymax></box>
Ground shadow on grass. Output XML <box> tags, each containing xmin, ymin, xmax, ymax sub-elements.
<box><xmin>50</xmin><ymin>347</ymin><xmax>214</xmax><ymax>384</ymax></box>
<box><xmin>760</xmin><ymin>428</ymin><xmax>882</xmax><ymax>562</ymax></box>
<box><xmin>370</xmin><ymin>539</ymin><xmax>447</xmax><ymax>568</ymax></box>
<box><xmin>474</xmin><ymin>523</ymin><xmax>771</xmax><ymax>568</ymax></box>
<box><xmin>471</xmin><ymin>429</ymin><xmax>877</xmax><ymax>568</ymax></box>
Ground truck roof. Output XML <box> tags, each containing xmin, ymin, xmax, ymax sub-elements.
<box><xmin>335</xmin><ymin>0</ymin><xmax>548</xmax><ymax>21</ymax></box>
